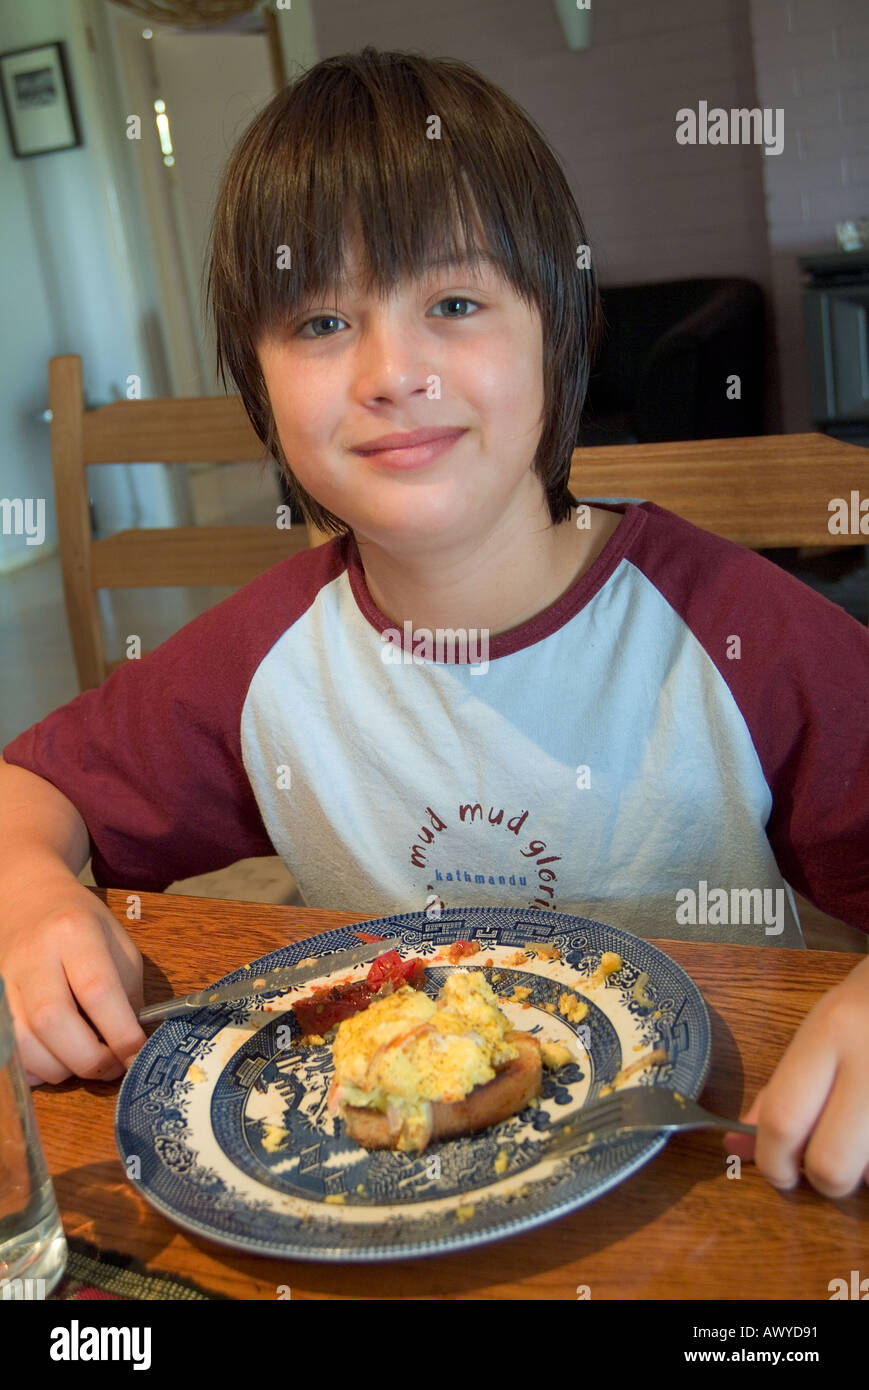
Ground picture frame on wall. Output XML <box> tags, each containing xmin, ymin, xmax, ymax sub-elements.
<box><xmin>0</xmin><ymin>41</ymin><xmax>82</xmax><ymax>158</ymax></box>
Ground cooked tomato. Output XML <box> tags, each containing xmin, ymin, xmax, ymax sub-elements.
<box><xmin>291</xmin><ymin>951</ymin><xmax>427</xmax><ymax>1035</ymax></box>
<box><xmin>366</xmin><ymin>949</ymin><xmax>426</xmax><ymax>992</ymax></box>
<box><xmin>291</xmin><ymin>980</ymin><xmax>377</xmax><ymax>1035</ymax></box>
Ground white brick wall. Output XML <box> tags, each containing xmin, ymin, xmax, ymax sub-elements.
<box><xmin>312</xmin><ymin>0</ymin><xmax>867</xmax><ymax>433</ymax></box>
<box><xmin>751</xmin><ymin>0</ymin><xmax>869</xmax><ymax>430</ymax></box>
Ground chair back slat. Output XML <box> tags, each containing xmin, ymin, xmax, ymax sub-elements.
<box><xmin>91</xmin><ymin>526</ymin><xmax>310</xmax><ymax>588</ymax></box>
<box><xmin>83</xmin><ymin>397</ymin><xmax>263</xmax><ymax>463</ymax></box>
<box><xmin>569</xmin><ymin>433</ymin><xmax>869</xmax><ymax>550</ymax></box>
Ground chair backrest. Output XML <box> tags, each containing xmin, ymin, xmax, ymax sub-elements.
<box><xmin>569</xmin><ymin>430</ymin><xmax>869</xmax><ymax>627</ymax></box>
<box><xmin>49</xmin><ymin>354</ymin><xmax>332</xmax><ymax>690</ymax></box>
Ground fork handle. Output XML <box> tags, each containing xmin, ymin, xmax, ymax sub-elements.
<box><xmin>629</xmin><ymin>1118</ymin><xmax>758</xmax><ymax>1135</ymax></box>
<box><xmin>638</xmin><ymin>1117</ymin><xmax>758</xmax><ymax>1136</ymax></box>
<box><xmin>708</xmin><ymin>1118</ymin><xmax>757</xmax><ymax>1135</ymax></box>
<box><xmin>541</xmin><ymin>1115</ymin><xmax>757</xmax><ymax>1162</ymax></box>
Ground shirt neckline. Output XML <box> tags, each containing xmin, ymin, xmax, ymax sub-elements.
<box><xmin>342</xmin><ymin>500</ymin><xmax>643</xmax><ymax>663</ymax></box>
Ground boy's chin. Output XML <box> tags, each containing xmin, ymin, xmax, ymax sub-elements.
<box><xmin>350</xmin><ymin>516</ymin><xmax>479</xmax><ymax>552</ymax></box>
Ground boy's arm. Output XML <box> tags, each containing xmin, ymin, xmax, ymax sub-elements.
<box><xmin>0</xmin><ymin>754</ymin><xmax>90</xmax><ymax>881</ymax></box>
<box><xmin>1</xmin><ymin>579</ymin><xmax>282</xmax><ymax>893</ymax></box>
<box><xmin>0</xmin><ymin>755</ymin><xmax>148</xmax><ymax>1084</ymax></box>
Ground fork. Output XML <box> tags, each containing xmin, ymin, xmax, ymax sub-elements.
<box><xmin>535</xmin><ymin>1086</ymin><xmax>756</xmax><ymax>1161</ymax></box>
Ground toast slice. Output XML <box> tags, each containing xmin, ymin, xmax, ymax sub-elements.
<box><xmin>340</xmin><ymin>1029</ymin><xmax>542</xmax><ymax>1151</ymax></box>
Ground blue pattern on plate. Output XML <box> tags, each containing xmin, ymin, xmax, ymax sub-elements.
<box><xmin>115</xmin><ymin>908</ymin><xmax>711</xmax><ymax>1261</ymax></box>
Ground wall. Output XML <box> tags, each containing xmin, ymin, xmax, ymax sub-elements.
<box><xmin>0</xmin><ymin>68</ymin><xmax>57</xmax><ymax>573</ymax></box>
<box><xmin>309</xmin><ymin>0</ymin><xmax>775</xmax><ymax>423</ymax></box>
<box><xmin>0</xmin><ymin>0</ymin><xmax>319</xmax><ymax>578</ymax></box>
<box><xmin>750</xmin><ymin>0</ymin><xmax>869</xmax><ymax>434</ymax></box>
<box><xmin>309</xmin><ymin>0</ymin><xmax>867</xmax><ymax>434</ymax></box>
<box><xmin>0</xmin><ymin>0</ymin><xmax>185</xmax><ymax>577</ymax></box>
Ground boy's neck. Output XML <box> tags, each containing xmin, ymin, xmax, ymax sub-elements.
<box><xmin>351</xmin><ymin>502</ymin><xmax>621</xmax><ymax>639</ymax></box>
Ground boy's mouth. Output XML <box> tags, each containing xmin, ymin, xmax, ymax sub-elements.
<box><xmin>353</xmin><ymin>426</ymin><xmax>467</xmax><ymax>453</ymax></box>
<box><xmin>353</xmin><ymin>427</ymin><xmax>468</xmax><ymax>470</ymax></box>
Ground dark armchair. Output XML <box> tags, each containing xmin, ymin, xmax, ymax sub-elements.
<box><xmin>581</xmin><ymin>277</ymin><xmax>766</xmax><ymax>446</ymax></box>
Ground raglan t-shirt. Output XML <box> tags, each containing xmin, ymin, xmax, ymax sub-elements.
<box><xmin>4</xmin><ymin>499</ymin><xmax>869</xmax><ymax>948</ymax></box>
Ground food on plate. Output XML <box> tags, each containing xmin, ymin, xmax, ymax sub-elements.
<box><xmin>326</xmin><ymin>969</ymin><xmax>545</xmax><ymax>1152</ymax></box>
<box><xmin>558</xmin><ymin>990</ymin><xmax>588</xmax><ymax>1024</ymax></box>
<box><xmin>291</xmin><ymin>949</ymin><xmax>427</xmax><ymax>1035</ymax></box>
<box><xmin>598</xmin><ymin>1047</ymin><xmax>669</xmax><ymax>1095</ymax></box>
<box><xmin>539</xmin><ymin>1040</ymin><xmax>573</xmax><ymax>1069</ymax></box>
<box><xmin>444</xmin><ymin>939</ymin><xmax>480</xmax><ymax>963</ymax></box>
<box><xmin>506</xmin><ymin>943</ymin><xmax>562</xmax><ymax>964</ymax></box>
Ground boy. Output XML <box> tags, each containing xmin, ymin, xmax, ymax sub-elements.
<box><xmin>1</xmin><ymin>48</ymin><xmax>868</xmax><ymax>1198</ymax></box>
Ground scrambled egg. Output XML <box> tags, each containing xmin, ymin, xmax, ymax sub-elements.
<box><xmin>558</xmin><ymin>991</ymin><xmax>588</xmax><ymax>1024</ymax></box>
<box><xmin>587</xmin><ymin>951</ymin><xmax>622</xmax><ymax>987</ymax></box>
<box><xmin>330</xmin><ymin>971</ymin><xmax>519</xmax><ymax>1150</ymax></box>
<box><xmin>540</xmin><ymin>1040</ymin><xmax>573</xmax><ymax>1069</ymax></box>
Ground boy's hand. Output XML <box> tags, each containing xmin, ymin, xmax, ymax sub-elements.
<box><xmin>724</xmin><ymin>953</ymin><xmax>869</xmax><ymax>1198</ymax></box>
<box><xmin>0</xmin><ymin>880</ymin><xmax>148</xmax><ymax>1086</ymax></box>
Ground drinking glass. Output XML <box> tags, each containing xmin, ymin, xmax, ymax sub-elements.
<box><xmin>0</xmin><ymin>974</ymin><xmax>67</xmax><ymax>1298</ymax></box>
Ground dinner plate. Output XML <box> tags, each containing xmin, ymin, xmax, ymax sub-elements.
<box><xmin>115</xmin><ymin>908</ymin><xmax>711</xmax><ymax>1262</ymax></box>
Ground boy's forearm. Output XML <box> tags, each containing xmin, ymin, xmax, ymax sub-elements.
<box><xmin>0</xmin><ymin>758</ymin><xmax>91</xmax><ymax>887</ymax></box>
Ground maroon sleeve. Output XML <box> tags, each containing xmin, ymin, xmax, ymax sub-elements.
<box><xmin>2</xmin><ymin>539</ymin><xmax>350</xmax><ymax>890</ymax></box>
<box><xmin>634</xmin><ymin>503</ymin><xmax>869</xmax><ymax>932</ymax></box>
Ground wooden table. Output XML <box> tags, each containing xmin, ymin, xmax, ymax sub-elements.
<box><xmin>32</xmin><ymin>888</ymin><xmax>867</xmax><ymax>1301</ymax></box>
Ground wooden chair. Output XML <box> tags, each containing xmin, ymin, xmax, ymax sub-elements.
<box><xmin>49</xmin><ymin>354</ymin><xmax>331</xmax><ymax>691</ymax></box>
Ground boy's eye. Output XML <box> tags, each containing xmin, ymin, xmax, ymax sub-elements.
<box><xmin>430</xmin><ymin>296</ymin><xmax>480</xmax><ymax>320</ymax></box>
<box><xmin>295</xmin><ymin>296</ymin><xmax>481</xmax><ymax>338</ymax></box>
<box><xmin>297</xmin><ymin>314</ymin><xmax>346</xmax><ymax>339</ymax></box>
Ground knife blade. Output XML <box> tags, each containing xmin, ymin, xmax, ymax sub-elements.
<box><xmin>136</xmin><ymin>936</ymin><xmax>404</xmax><ymax>1023</ymax></box>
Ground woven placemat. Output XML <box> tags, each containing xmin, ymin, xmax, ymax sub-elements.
<box><xmin>48</xmin><ymin>1235</ymin><xmax>233</xmax><ymax>1300</ymax></box>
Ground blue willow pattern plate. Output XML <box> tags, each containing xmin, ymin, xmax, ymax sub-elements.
<box><xmin>115</xmin><ymin>908</ymin><xmax>711</xmax><ymax>1262</ymax></box>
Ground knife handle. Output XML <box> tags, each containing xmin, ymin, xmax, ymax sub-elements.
<box><xmin>137</xmin><ymin>996</ymin><xmax>201</xmax><ymax>1024</ymax></box>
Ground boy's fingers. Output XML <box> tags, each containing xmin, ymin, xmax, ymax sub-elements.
<box><xmin>6</xmin><ymin>979</ymin><xmax>73</xmax><ymax>1086</ymax></box>
<box><xmin>63</xmin><ymin>949</ymin><xmax>148</xmax><ymax>1070</ymax></box>
<box><xmin>23</xmin><ymin>957</ymin><xmax>131</xmax><ymax>1082</ymax></box>
<box><xmin>799</xmin><ymin>1056</ymin><xmax>869</xmax><ymax>1198</ymax></box>
<box><xmin>722</xmin><ymin>1087</ymin><xmax>765</xmax><ymax>1161</ymax></box>
<box><xmin>752</xmin><ymin>1038</ymin><xmax>838</xmax><ymax>1190</ymax></box>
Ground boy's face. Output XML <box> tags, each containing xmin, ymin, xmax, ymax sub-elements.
<box><xmin>256</xmin><ymin>231</ymin><xmax>547</xmax><ymax>552</ymax></box>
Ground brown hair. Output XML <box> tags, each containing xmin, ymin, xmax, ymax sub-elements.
<box><xmin>204</xmin><ymin>45</ymin><xmax>601</xmax><ymax>536</ymax></box>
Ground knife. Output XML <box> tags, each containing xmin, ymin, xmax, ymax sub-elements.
<box><xmin>136</xmin><ymin>936</ymin><xmax>404</xmax><ymax>1023</ymax></box>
